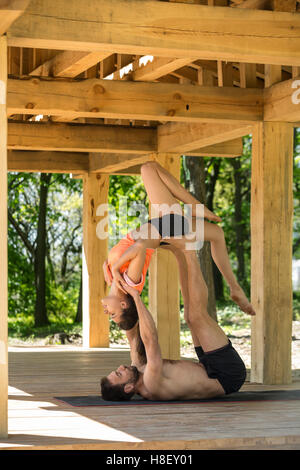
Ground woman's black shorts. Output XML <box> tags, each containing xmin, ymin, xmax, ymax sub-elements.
<box><xmin>195</xmin><ymin>339</ymin><xmax>246</xmax><ymax>395</ymax></box>
<box><xmin>148</xmin><ymin>213</ymin><xmax>190</xmax><ymax>245</ymax></box>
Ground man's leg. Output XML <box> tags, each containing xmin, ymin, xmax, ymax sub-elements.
<box><xmin>184</xmin><ymin>251</ymin><xmax>228</xmax><ymax>352</ymax></box>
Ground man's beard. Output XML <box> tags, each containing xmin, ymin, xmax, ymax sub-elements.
<box><xmin>127</xmin><ymin>365</ymin><xmax>139</xmax><ymax>383</ymax></box>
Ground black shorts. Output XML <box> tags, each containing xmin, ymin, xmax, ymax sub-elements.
<box><xmin>148</xmin><ymin>213</ymin><xmax>190</xmax><ymax>245</ymax></box>
<box><xmin>195</xmin><ymin>339</ymin><xmax>246</xmax><ymax>395</ymax></box>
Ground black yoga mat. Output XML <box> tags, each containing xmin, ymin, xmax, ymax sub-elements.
<box><xmin>55</xmin><ymin>390</ymin><xmax>300</xmax><ymax>407</ymax></box>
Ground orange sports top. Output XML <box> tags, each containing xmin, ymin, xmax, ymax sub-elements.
<box><xmin>105</xmin><ymin>233</ymin><xmax>155</xmax><ymax>293</ymax></box>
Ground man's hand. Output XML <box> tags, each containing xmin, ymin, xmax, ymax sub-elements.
<box><xmin>119</xmin><ymin>280</ymin><xmax>140</xmax><ymax>300</ymax></box>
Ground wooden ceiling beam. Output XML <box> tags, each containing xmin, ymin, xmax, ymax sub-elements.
<box><xmin>7</xmin><ymin>78</ymin><xmax>263</xmax><ymax>124</ymax></box>
<box><xmin>157</xmin><ymin>122</ymin><xmax>252</xmax><ymax>153</ymax></box>
<box><xmin>7</xmin><ymin>122</ymin><xmax>157</xmax><ymax>153</ymax></box>
<box><xmin>7</xmin><ymin>150</ymin><xmax>89</xmax><ymax>173</ymax></box>
<box><xmin>89</xmin><ymin>152</ymin><xmax>154</xmax><ymax>173</ymax></box>
<box><xmin>0</xmin><ymin>0</ymin><xmax>30</xmax><ymax>35</ymax></box>
<box><xmin>29</xmin><ymin>51</ymin><xmax>112</xmax><ymax>78</ymax></box>
<box><xmin>264</xmin><ymin>74</ymin><xmax>300</xmax><ymax>122</ymax></box>
<box><xmin>7</xmin><ymin>0</ymin><xmax>300</xmax><ymax>66</ymax></box>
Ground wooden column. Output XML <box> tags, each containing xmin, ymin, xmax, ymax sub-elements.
<box><xmin>251</xmin><ymin>122</ymin><xmax>294</xmax><ymax>384</ymax></box>
<box><xmin>148</xmin><ymin>154</ymin><xmax>181</xmax><ymax>360</ymax></box>
<box><xmin>0</xmin><ymin>36</ymin><xmax>8</xmax><ymax>438</ymax></box>
<box><xmin>82</xmin><ymin>173</ymin><xmax>110</xmax><ymax>347</ymax></box>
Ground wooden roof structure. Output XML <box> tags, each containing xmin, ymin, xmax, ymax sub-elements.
<box><xmin>0</xmin><ymin>0</ymin><xmax>299</xmax><ymax>439</ymax></box>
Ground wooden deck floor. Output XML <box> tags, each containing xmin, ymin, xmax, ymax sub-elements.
<box><xmin>1</xmin><ymin>346</ymin><xmax>300</xmax><ymax>450</ymax></box>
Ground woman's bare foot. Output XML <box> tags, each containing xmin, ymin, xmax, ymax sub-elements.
<box><xmin>203</xmin><ymin>206</ymin><xmax>222</xmax><ymax>223</ymax></box>
<box><xmin>230</xmin><ymin>285</ymin><xmax>256</xmax><ymax>316</ymax></box>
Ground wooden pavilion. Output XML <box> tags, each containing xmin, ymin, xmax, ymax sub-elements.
<box><xmin>0</xmin><ymin>0</ymin><xmax>300</xmax><ymax>448</ymax></box>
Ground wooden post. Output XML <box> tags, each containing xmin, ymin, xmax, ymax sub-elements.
<box><xmin>148</xmin><ymin>154</ymin><xmax>181</xmax><ymax>360</ymax></box>
<box><xmin>0</xmin><ymin>36</ymin><xmax>8</xmax><ymax>438</ymax></box>
<box><xmin>82</xmin><ymin>172</ymin><xmax>110</xmax><ymax>347</ymax></box>
<box><xmin>250</xmin><ymin>122</ymin><xmax>294</xmax><ymax>384</ymax></box>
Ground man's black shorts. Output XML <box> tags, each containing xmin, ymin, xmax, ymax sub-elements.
<box><xmin>195</xmin><ymin>339</ymin><xmax>246</xmax><ymax>395</ymax></box>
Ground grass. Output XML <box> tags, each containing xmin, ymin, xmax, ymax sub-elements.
<box><xmin>7</xmin><ymin>295</ymin><xmax>300</xmax><ymax>346</ymax></box>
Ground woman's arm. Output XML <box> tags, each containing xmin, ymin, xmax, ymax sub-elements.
<box><xmin>110</xmin><ymin>240</ymin><xmax>147</xmax><ymax>292</ymax></box>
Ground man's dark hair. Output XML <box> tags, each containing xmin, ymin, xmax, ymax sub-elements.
<box><xmin>100</xmin><ymin>377</ymin><xmax>135</xmax><ymax>401</ymax></box>
<box><xmin>118</xmin><ymin>294</ymin><xmax>146</xmax><ymax>364</ymax></box>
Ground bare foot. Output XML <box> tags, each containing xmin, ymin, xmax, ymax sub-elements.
<box><xmin>203</xmin><ymin>206</ymin><xmax>222</xmax><ymax>223</ymax></box>
<box><xmin>230</xmin><ymin>285</ymin><xmax>256</xmax><ymax>316</ymax></box>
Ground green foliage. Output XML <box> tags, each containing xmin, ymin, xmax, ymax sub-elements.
<box><xmin>7</xmin><ymin>129</ymin><xmax>300</xmax><ymax>341</ymax></box>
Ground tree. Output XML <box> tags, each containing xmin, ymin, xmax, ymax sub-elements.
<box><xmin>182</xmin><ymin>156</ymin><xmax>217</xmax><ymax>321</ymax></box>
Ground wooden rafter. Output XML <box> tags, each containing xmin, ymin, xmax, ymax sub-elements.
<box><xmin>0</xmin><ymin>0</ymin><xmax>30</xmax><ymax>35</ymax></box>
<box><xmin>157</xmin><ymin>122</ymin><xmax>252</xmax><ymax>152</ymax></box>
<box><xmin>7</xmin><ymin>0</ymin><xmax>300</xmax><ymax>66</ymax></box>
<box><xmin>29</xmin><ymin>51</ymin><xmax>112</xmax><ymax>78</ymax></box>
<box><xmin>7</xmin><ymin>150</ymin><xmax>89</xmax><ymax>173</ymax></box>
<box><xmin>7</xmin><ymin>122</ymin><xmax>157</xmax><ymax>153</ymax></box>
<box><xmin>7</xmin><ymin>78</ymin><xmax>263</xmax><ymax>124</ymax></box>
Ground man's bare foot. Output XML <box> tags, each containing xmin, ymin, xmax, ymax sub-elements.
<box><xmin>230</xmin><ymin>285</ymin><xmax>256</xmax><ymax>316</ymax></box>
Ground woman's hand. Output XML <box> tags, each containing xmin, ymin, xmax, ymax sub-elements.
<box><xmin>111</xmin><ymin>266</ymin><xmax>128</xmax><ymax>294</ymax></box>
<box><xmin>103</xmin><ymin>260</ymin><xmax>112</xmax><ymax>286</ymax></box>
<box><xmin>119</xmin><ymin>280</ymin><xmax>140</xmax><ymax>300</ymax></box>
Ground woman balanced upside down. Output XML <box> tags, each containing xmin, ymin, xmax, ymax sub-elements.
<box><xmin>101</xmin><ymin>161</ymin><xmax>256</xmax><ymax>332</ymax></box>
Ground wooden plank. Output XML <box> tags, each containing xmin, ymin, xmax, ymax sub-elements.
<box><xmin>264</xmin><ymin>75</ymin><xmax>300</xmax><ymax>122</ymax></box>
<box><xmin>271</xmin><ymin>0</ymin><xmax>297</xmax><ymax>12</ymax></box>
<box><xmin>2</xmin><ymin>348</ymin><xmax>300</xmax><ymax>449</ymax></box>
<box><xmin>185</xmin><ymin>137</ymin><xmax>243</xmax><ymax>157</ymax></box>
<box><xmin>7</xmin><ymin>77</ymin><xmax>263</xmax><ymax>124</ymax></box>
<box><xmin>239</xmin><ymin>63</ymin><xmax>258</xmax><ymax>88</ymax></box>
<box><xmin>0</xmin><ymin>36</ymin><xmax>8</xmax><ymax>439</ymax></box>
<box><xmin>217</xmin><ymin>61</ymin><xmax>234</xmax><ymax>87</ymax></box>
<box><xmin>131</xmin><ymin>57</ymin><xmax>195</xmax><ymax>82</ymax></box>
<box><xmin>157</xmin><ymin>122</ymin><xmax>253</xmax><ymax>153</ymax></box>
<box><xmin>264</xmin><ymin>65</ymin><xmax>282</xmax><ymax>88</ymax></box>
<box><xmin>232</xmin><ymin>0</ymin><xmax>272</xmax><ymax>9</ymax></box>
<box><xmin>0</xmin><ymin>0</ymin><xmax>30</xmax><ymax>35</ymax></box>
<box><xmin>3</xmin><ymin>435</ymin><xmax>300</xmax><ymax>451</ymax></box>
<box><xmin>7</xmin><ymin>150</ymin><xmax>89</xmax><ymax>173</ymax></box>
<box><xmin>148</xmin><ymin>154</ymin><xmax>181</xmax><ymax>361</ymax></box>
<box><xmin>7</xmin><ymin>122</ymin><xmax>156</xmax><ymax>153</ymax></box>
<box><xmin>89</xmin><ymin>152</ymin><xmax>154</xmax><ymax>173</ymax></box>
<box><xmin>250</xmin><ymin>122</ymin><xmax>294</xmax><ymax>384</ymax></box>
<box><xmin>7</xmin><ymin>0</ymin><xmax>300</xmax><ymax>66</ymax></box>
<box><xmin>30</xmin><ymin>51</ymin><xmax>112</xmax><ymax>78</ymax></box>
<box><xmin>82</xmin><ymin>174</ymin><xmax>109</xmax><ymax>348</ymax></box>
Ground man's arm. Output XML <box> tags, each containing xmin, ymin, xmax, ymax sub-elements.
<box><xmin>125</xmin><ymin>323</ymin><xmax>147</xmax><ymax>368</ymax></box>
<box><xmin>120</xmin><ymin>282</ymin><xmax>163</xmax><ymax>383</ymax></box>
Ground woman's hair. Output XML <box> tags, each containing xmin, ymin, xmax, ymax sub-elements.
<box><xmin>100</xmin><ymin>377</ymin><xmax>135</xmax><ymax>401</ymax></box>
<box><xmin>118</xmin><ymin>294</ymin><xmax>146</xmax><ymax>365</ymax></box>
<box><xmin>118</xmin><ymin>293</ymin><xmax>138</xmax><ymax>330</ymax></box>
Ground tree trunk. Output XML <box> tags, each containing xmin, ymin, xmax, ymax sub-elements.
<box><xmin>183</xmin><ymin>156</ymin><xmax>217</xmax><ymax>321</ymax></box>
<box><xmin>34</xmin><ymin>173</ymin><xmax>51</xmax><ymax>327</ymax></box>
<box><xmin>75</xmin><ymin>269</ymin><xmax>82</xmax><ymax>323</ymax></box>
<box><xmin>230</xmin><ymin>158</ymin><xmax>246</xmax><ymax>287</ymax></box>
<box><xmin>206</xmin><ymin>159</ymin><xmax>224</xmax><ymax>301</ymax></box>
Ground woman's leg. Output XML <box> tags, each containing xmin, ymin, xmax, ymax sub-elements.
<box><xmin>165</xmin><ymin>219</ymin><xmax>256</xmax><ymax>316</ymax></box>
<box><xmin>140</xmin><ymin>161</ymin><xmax>183</xmax><ymax>217</ymax></box>
<box><xmin>144</xmin><ymin>161</ymin><xmax>221</xmax><ymax>222</ymax></box>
